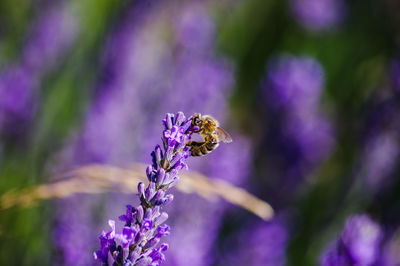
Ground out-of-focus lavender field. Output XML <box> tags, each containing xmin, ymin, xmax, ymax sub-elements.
<box><xmin>0</xmin><ymin>0</ymin><xmax>399</xmax><ymax>265</ymax></box>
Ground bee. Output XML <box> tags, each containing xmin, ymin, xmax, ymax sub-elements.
<box><xmin>187</xmin><ymin>113</ymin><xmax>232</xmax><ymax>156</ymax></box>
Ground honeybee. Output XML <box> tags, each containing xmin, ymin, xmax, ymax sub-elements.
<box><xmin>187</xmin><ymin>113</ymin><xmax>232</xmax><ymax>156</ymax></box>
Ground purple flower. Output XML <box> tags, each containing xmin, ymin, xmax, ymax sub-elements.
<box><xmin>119</xmin><ymin>205</ymin><xmax>135</xmax><ymax>226</ymax></box>
<box><xmin>156</xmin><ymin>225</ymin><xmax>171</xmax><ymax>238</ymax></box>
<box><xmin>341</xmin><ymin>216</ymin><xmax>382</xmax><ymax>264</ymax></box>
<box><xmin>263</xmin><ymin>54</ymin><xmax>335</xmax><ymax>169</ymax></box>
<box><xmin>284</xmin><ymin>113</ymin><xmax>335</xmax><ymax>162</ymax></box>
<box><xmin>221</xmin><ymin>220</ymin><xmax>288</xmax><ymax>266</ymax></box>
<box><xmin>93</xmin><ymin>220</ymin><xmax>117</xmax><ymax>264</ymax></box>
<box><xmin>290</xmin><ymin>0</ymin><xmax>347</xmax><ymax>31</ymax></box>
<box><xmin>0</xmin><ymin>3</ymin><xmax>77</xmax><ymax>134</ymax></box>
<box><xmin>122</xmin><ymin>226</ymin><xmax>137</xmax><ymax>245</ymax></box>
<box><xmin>320</xmin><ymin>250</ymin><xmax>349</xmax><ymax>266</ymax></box>
<box><xmin>77</xmin><ymin>88</ymin><xmax>133</xmax><ymax>163</ymax></box>
<box><xmin>361</xmin><ymin>131</ymin><xmax>400</xmax><ymax>191</ymax></box>
<box><xmin>266</xmin><ymin>55</ymin><xmax>324</xmax><ymax>110</ymax></box>
<box><xmin>141</xmin><ymin>219</ymin><xmax>154</xmax><ymax>233</ymax></box>
<box><xmin>52</xmin><ymin>194</ymin><xmax>98</xmax><ymax>266</ymax></box>
<box><xmin>320</xmin><ymin>215</ymin><xmax>383</xmax><ymax>266</ymax></box>
<box><xmin>149</xmin><ymin>243</ymin><xmax>169</xmax><ymax>264</ymax></box>
<box><xmin>23</xmin><ymin>4</ymin><xmax>77</xmax><ymax>72</ymax></box>
<box><xmin>356</xmin><ymin>97</ymin><xmax>400</xmax><ymax>194</ymax></box>
<box><xmin>163</xmin><ymin>126</ymin><xmax>185</xmax><ymax>147</ymax></box>
<box><xmin>0</xmin><ymin>67</ymin><xmax>35</xmax><ymax>131</ymax></box>
<box><xmin>94</xmin><ymin>112</ymin><xmax>214</xmax><ymax>265</ymax></box>
<box><xmin>176</xmin><ymin>5</ymin><xmax>215</xmax><ymax>51</ymax></box>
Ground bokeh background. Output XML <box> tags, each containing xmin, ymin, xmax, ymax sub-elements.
<box><xmin>0</xmin><ymin>0</ymin><xmax>400</xmax><ymax>265</ymax></box>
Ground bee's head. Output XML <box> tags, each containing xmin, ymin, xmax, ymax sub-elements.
<box><xmin>192</xmin><ymin>113</ymin><xmax>203</xmax><ymax>127</ymax></box>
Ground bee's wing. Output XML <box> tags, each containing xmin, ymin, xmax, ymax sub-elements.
<box><xmin>215</xmin><ymin>127</ymin><xmax>233</xmax><ymax>143</ymax></box>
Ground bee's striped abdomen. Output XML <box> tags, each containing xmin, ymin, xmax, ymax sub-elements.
<box><xmin>188</xmin><ymin>141</ymin><xmax>219</xmax><ymax>156</ymax></box>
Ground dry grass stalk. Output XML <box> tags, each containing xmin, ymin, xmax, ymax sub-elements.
<box><xmin>0</xmin><ymin>164</ymin><xmax>274</xmax><ymax>220</ymax></box>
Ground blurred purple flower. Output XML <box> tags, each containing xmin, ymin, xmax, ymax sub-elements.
<box><xmin>170</xmin><ymin>56</ymin><xmax>232</xmax><ymax>113</ymax></box>
<box><xmin>176</xmin><ymin>5</ymin><xmax>215</xmax><ymax>51</ymax></box>
<box><xmin>0</xmin><ymin>67</ymin><xmax>35</xmax><ymax>130</ymax></box>
<box><xmin>264</xmin><ymin>54</ymin><xmax>335</xmax><ymax>167</ymax></box>
<box><xmin>23</xmin><ymin>4</ymin><xmax>77</xmax><ymax>72</ymax></box>
<box><xmin>222</xmin><ymin>220</ymin><xmax>288</xmax><ymax>266</ymax></box>
<box><xmin>0</xmin><ymin>3</ymin><xmax>77</xmax><ymax>134</ymax></box>
<box><xmin>284</xmin><ymin>113</ymin><xmax>335</xmax><ymax>162</ymax></box>
<box><xmin>53</xmin><ymin>195</ymin><xmax>96</xmax><ymax>266</ymax></box>
<box><xmin>266</xmin><ymin>55</ymin><xmax>324</xmax><ymax>110</ymax></box>
<box><xmin>320</xmin><ymin>214</ymin><xmax>383</xmax><ymax>266</ymax></box>
<box><xmin>357</xmin><ymin>96</ymin><xmax>400</xmax><ymax>193</ymax></box>
<box><xmin>361</xmin><ymin>131</ymin><xmax>399</xmax><ymax>191</ymax></box>
<box><xmin>77</xmin><ymin>88</ymin><xmax>134</xmax><ymax>163</ymax></box>
<box><xmin>290</xmin><ymin>0</ymin><xmax>347</xmax><ymax>31</ymax></box>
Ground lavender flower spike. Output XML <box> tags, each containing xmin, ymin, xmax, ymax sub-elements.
<box><xmin>94</xmin><ymin>112</ymin><xmax>211</xmax><ymax>265</ymax></box>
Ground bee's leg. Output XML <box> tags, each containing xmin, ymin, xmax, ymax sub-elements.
<box><xmin>172</xmin><ymin>140</ymin><xmax>202</xmax><ymax>157</ymax></box>
<box><xmin>187</xmin><ymin>140</ymin><xmax>207</xmax><ymax>156</ymax></box>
